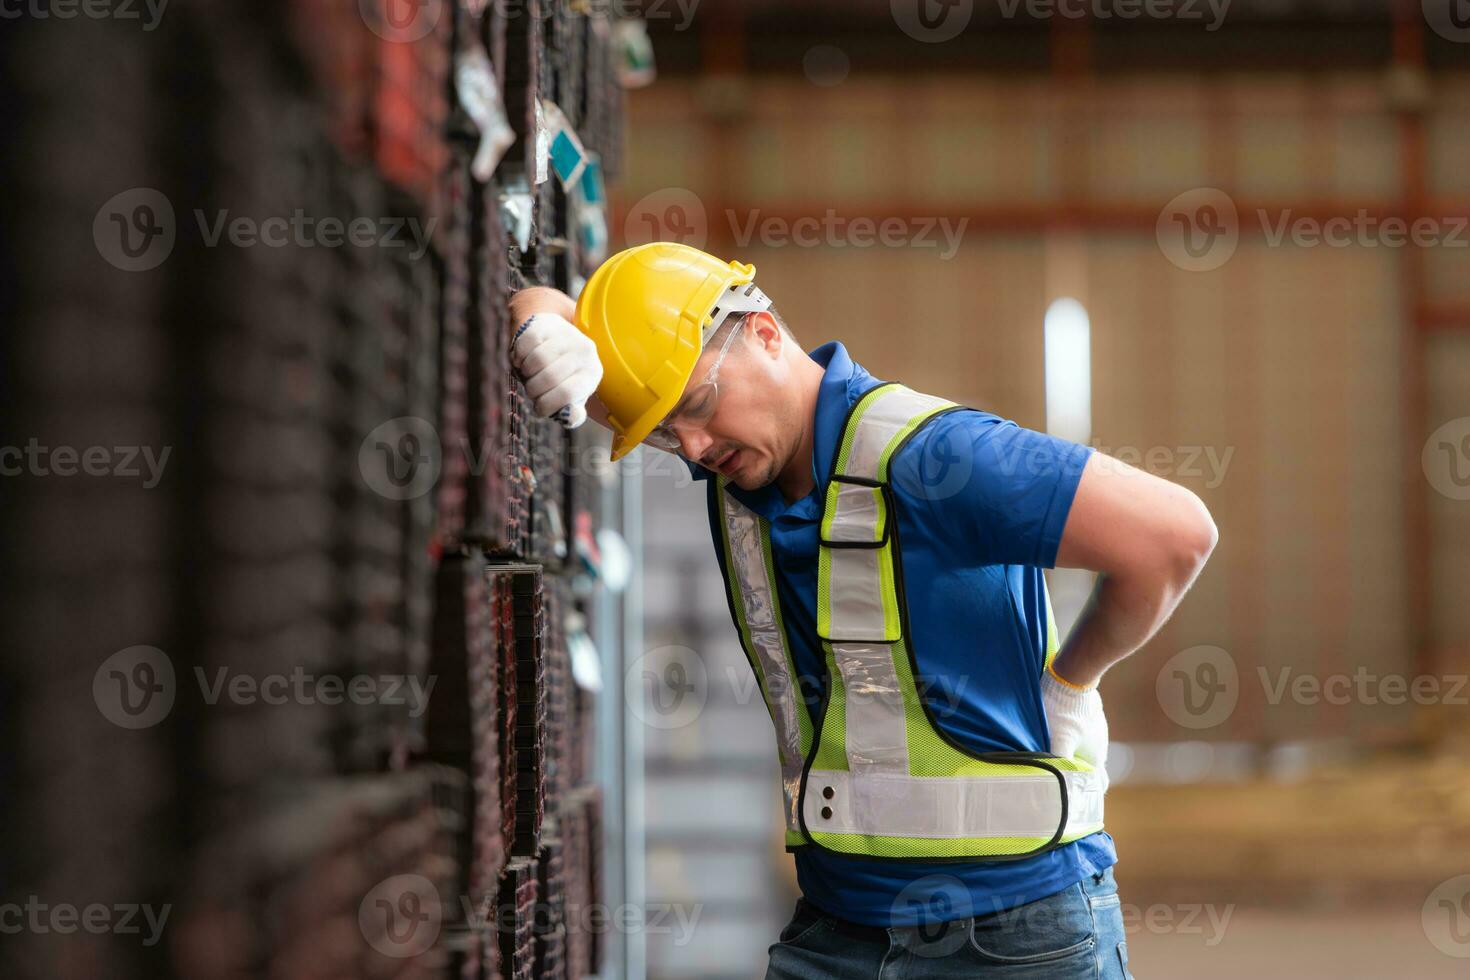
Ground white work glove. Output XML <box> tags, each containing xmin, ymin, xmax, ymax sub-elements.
<box><xmin>509</xmin><ymin>313</ymin><xmax>603</xmax><ymax>428</ymax></box>
<box><xmin>1041</xmin><ymin>666</ymin><xmax>1110</xmax><ymax>795</ymax></box>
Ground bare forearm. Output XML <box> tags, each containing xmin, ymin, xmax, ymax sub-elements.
<box><xmin>1051</xmin><ymin>453</ymin><xmax>1218</xmax><ymax>688</ymax></box>
<box><xmin>1050</xmin><ymin>561</ymin><xmax>1206</xmax><ymax>688</ymax></box>
<box><xmin>508</xmin><ymin>286</ymin><xmax>576</xmax><ymax>330</ymax></box>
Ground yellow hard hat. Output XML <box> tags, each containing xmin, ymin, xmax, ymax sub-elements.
<box><xmin>575</xmin><ymin>242</ymin><xmax>770</xmax><ymax>461</ymax></box>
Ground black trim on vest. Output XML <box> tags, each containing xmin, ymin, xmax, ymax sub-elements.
<box><xmin>817</xmin><ymin>475</ymin><xmax>894</xmax><ymax>550</ymax></box>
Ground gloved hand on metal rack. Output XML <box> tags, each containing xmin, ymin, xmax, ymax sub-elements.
<box><xmin>509</xmin><ymin>312</ymin><xmax>604</xmax><ymax>429</ymax></box>
<box><xmin>1040</xmin><ymin>663</ymin><xmax>1110</xmax><ymax>795</ymax></box>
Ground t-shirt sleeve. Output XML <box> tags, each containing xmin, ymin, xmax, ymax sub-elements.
<box><xmin>889</xmin><ymin>410</ymin><xmax>1093</xmax><ymax>568</ymax></box>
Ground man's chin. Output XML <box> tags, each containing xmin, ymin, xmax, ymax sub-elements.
<box><xmin>732</xmin><ymin>458</ymin><xmax>777</xmax><ymax>492</ymax></box>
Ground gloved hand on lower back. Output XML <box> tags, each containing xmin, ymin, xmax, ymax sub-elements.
<box><xmin>510</xmin><ymin>313</ymin><xmax>603</xmax><ymax>428</ymax></box>
<box><xmin>1040</xmin><ymin>665</ymin><xmax>1110</xmax><ymax>795</ymax></box>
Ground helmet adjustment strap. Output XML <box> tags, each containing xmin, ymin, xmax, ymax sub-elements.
<box><xmin>702</xmin><ymin>283</ymin><xmax>773</xmax><ymax>347</ymax></box>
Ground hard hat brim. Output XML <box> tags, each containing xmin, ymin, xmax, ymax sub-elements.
<box><xmin>609</xmin><ymin>433</ymin><xmax>636</xmax><ymax>462</ymax></box>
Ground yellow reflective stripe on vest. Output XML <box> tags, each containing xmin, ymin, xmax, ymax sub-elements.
<box><xmin>716</xmin><ymin>480</ymin><xmax>810</xmax><ymax>836</ymax></box>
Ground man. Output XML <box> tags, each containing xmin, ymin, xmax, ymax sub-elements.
<box><xmin>508</xmin><ymin>243</ymin><xmax>1217</xmax><ymax>979</ymax></box>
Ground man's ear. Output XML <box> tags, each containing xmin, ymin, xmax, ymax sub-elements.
<box><xmin>748</xmin><ymin>311</ymin><xmax>783</xmax><ymax>357</ymax></box>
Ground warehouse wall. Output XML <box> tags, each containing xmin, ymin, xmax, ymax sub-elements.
<box><xmin>2</xmin><ymin>3</ymin><xmax>623</xmax><ymax>978</ymax></box>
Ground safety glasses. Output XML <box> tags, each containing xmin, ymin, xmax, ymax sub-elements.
<box><xmin>642</xmin><ymin>312</ymin><xmax>750</xmax><ymax>453</ymax></box>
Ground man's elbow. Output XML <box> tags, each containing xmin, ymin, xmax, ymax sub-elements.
<box><xmin>1166</xmin><ymin>490</ymin><xmax>1218</xmax><ymax>584</ymax></box>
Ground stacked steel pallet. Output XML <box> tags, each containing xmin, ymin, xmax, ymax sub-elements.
<box><xmin>1</xmin><ymin>1</ymin><xmax>622</xmax><ymax>978</ymax></box>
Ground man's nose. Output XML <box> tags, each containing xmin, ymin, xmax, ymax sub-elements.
<box><xmin>679</xmin><ymin>427</ymin><xmax>714</xmax><ymax>463</ymax></box>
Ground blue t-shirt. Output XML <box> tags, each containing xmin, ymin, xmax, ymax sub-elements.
<box><xmin>687</xmin><ymin>340</ymin><xmax>1116</xmax><ymax>927</ymax></box>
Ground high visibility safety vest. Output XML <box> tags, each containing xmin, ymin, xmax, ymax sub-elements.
<box><xmin>713</xmin><ymin>382</ymin><xmax>1106</xmax><ymax>862</ymax></box>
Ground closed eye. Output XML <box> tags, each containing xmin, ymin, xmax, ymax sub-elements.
<box><xmin>682</xmin><ymin>386</ymin><xmax>717</xmax><ymax>420</ymax></box>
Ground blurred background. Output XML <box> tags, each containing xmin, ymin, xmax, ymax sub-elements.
<box><xmin>3</xmin><ymin>1</ymin><xmax>1470</xmax><ymax>979</ymax></box>
<box><xmin>621</xmin><ymin>2</ymin><xmax>1470</xmax><ymax>979</ymax></box>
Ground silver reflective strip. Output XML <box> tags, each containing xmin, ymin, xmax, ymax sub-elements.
<box><xmin>822</xmin><ymin>387</ymin><xmax>951</xmax><ymax>777</ymax></box>
<box><xmin>824</xmin><ymin>481</ymin><xmax>881</xmax><ymax>544</ymax></box>
<box><xmin>804</xmin><ymin>768</ymin><xmax>1107</xmax><ymax>840</ymax></box>
<box><xmin>841</xmin><ymin>385</ymin><xmax>954</xmax><ymax>480</ymax></box>
<box><xmin>825</xmin><ymin>546</ymin><xmax>896</xmax><ymax>643</ymax></box>
<box><xmin>720</xmin><ymin>487</ymin><xmax>804</xmax><ymax>833</ymax></box>
<box><xmin>831</xmin><ymin>642</ymin><xmax>908</xmax><ymax>773</ymax></box>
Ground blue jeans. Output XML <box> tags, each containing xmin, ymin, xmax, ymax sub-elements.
<box><xmin>766</xmin><ymin>867</ymin><xmax>1133</xmax><ymax>979</ymax></box>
